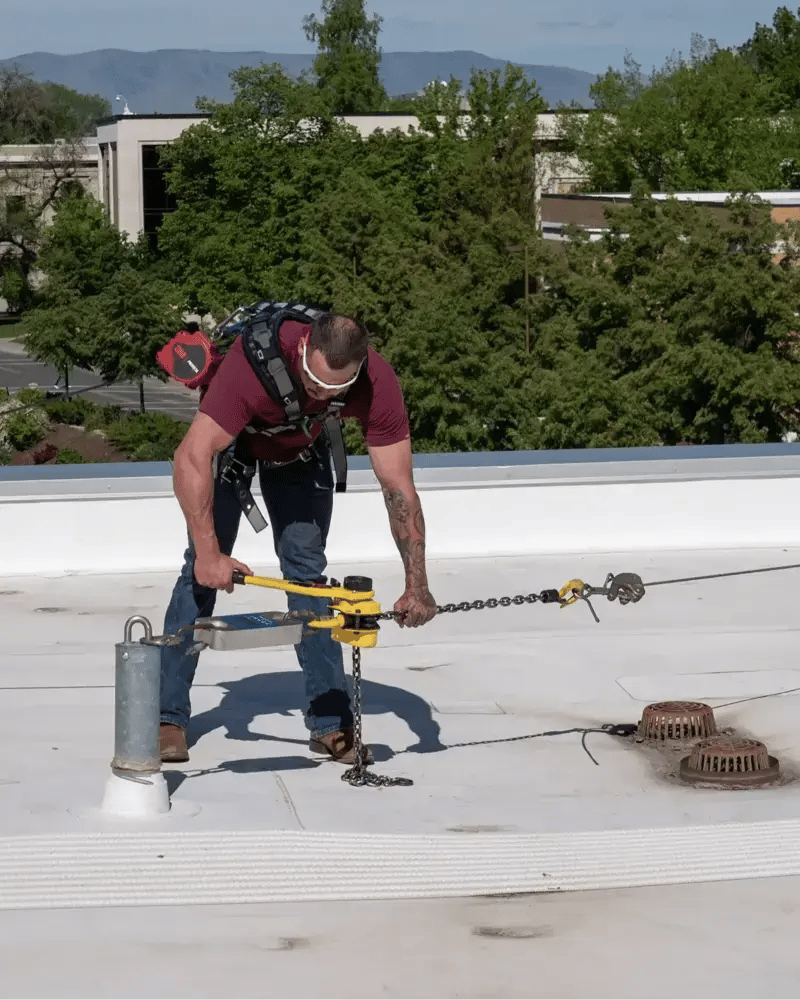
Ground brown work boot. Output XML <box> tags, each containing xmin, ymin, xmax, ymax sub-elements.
<box><xmin>160</xmin><ymin>723</ymin><xmax>189</xmax><ymax>763</ymax></box>
<box><xmin>309</xmin><ymin>728</ymin><xmax>374</xmax><ymax>765</ymax></box>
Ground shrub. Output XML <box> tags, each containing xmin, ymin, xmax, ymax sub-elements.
<box><xmin>0</xmin><ymin>387</ymin><xmax>50</xmax><ymax>451</ymax></box>
<box><xmin>46</xmin><ymin>397</ymin><xmax>122</xmax><ymax>430</ymax></box>
<box><xmin>104</xmin><ymin>412</ymin><xmax>189</xmax><ymax>461</ymax></box>
<box><xmin>55</xmin><ymin>448</ymin><xmax>92</xmax><ymax>464</ymax></box>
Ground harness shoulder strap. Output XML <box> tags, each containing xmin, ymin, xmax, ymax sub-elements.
<box><xmin>239</xmin><ymin>300</ymin><xmax>349</xmax><ymax>493</ymax></box>
<box><xmin>325</xmin><ymin>414</ymin><xmax>348</xmax><ymax>494</ymax></box>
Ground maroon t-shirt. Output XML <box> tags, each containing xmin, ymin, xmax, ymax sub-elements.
<box><xmin>199</xmin><ymin>320</ymin><xmax>409</xmax><ymax>462</ymax></box>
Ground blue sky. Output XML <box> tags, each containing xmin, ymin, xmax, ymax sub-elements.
<box><xmin>1</xmin><ymin>0</ymin><xmax>792</xmax><ymax>75</ymax></box>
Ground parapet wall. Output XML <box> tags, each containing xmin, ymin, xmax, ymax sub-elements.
<box><xmin>2</xmin><ymin>445</ymin><xmax>800</xmax><ymax>576</ymax></box>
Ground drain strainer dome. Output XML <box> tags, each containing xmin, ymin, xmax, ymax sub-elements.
<box><xmin>680</xmin><ymin>737</ymin><xmax>780</xmax><ymax>786</ymax></box>
<box><xmin>638</xmin><ymin>701</ymin><xmax>717</xmax><ymax>741</ymax></box>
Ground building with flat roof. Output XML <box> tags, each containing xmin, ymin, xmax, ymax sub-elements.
<box><xmin>541</xmin><ymin>189</ymin><xmax>800</xmax><ymax>244</ymax></box>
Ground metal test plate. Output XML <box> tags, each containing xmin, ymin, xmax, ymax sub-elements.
<box><xmin>193</xmin><ymin>612</ymin><xmax>303</xmax><ymax>651</ymax></box>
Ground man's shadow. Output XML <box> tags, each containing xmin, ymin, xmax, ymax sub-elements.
<box><xmin>188</xmin><ymin>670</ymin><xmax>445</xmax><ymax>761</ymax></box>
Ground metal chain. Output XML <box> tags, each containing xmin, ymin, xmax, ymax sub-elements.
<box><xmin>376</xmin><ymin>589</ymin><xmax>561</xmax><ymax>621</ymax></box>
<box><xmin>341</xmin><ymin>645</ymin><xmax>414</xmax><ymax>788</ymax></box>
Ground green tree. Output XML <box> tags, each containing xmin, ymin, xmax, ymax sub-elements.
<box><xmin>159</xmin><ymin>56</ymin><xmax>547</xmax><ymax>451</ymax></box>
<box><xmin>41</xmin><ymin>81</ymin><xmax>110</xmax><ymax>138</ymax></box>
<box><xmin>559</xmin><ymin>40</ymin><xmax>800</xmax><ymax>192</ymax></box>
<box><xmin>17</xmin><ymin>194</ymin><xmax>126</xmax><ymax>384</ymax></box>
<box><xmin>0</xmin><ymin>68</ymin><xmax>109</xmax><ymax>144</ymax></box>
<box><xmin>158</xmin><ymin>63</ymin><xmax>346</xmax><ymax>313</ymax></box>
<box><xmin>90</xmin><ymin>265</ymin><xmax>182</xmax><ymax>410</ymax></box>
<box><xmin>522</xmin><ymin>193</ymin><xmax>800</xmax><ymax>447</ymax></box>
<box><xmin>19</xmin><ymin>193</ymin><xmax>182</xmax><ymax>404</ymax></box>
<box><xmin>740</xmin><ymin>6</ymin><xmax>800</xmax><ymax>107</ymax></box>
<box><xmin>34</xmin><ymin>194</ymin><xmax>128</xmax><ymax>297</ymax></box>
<box><xmin>16</xmin><ymin>284</ymin><xmax>98</xmax><ymax>390</ymax></box>
<box><xmin>0</xmin><ymin>68</ymin><xmax>111</xmax><ymax>313</ymax></box>
<box><xmin>302</xmin><ymin>0</ymin><xmax>387</xmax><ymax>113</ymax></box>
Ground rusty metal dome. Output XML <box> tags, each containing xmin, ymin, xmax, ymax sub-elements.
<box><xmin>680</xmin><ymin>737</ymin><xmax>780</xmax><ymax>786</ymax></box>
<box><xmin>638</xmin><ymin>701</ymin><xmax>718</xmax><ymax>741</ymax></box>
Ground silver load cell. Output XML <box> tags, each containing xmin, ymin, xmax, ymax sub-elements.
<box><xmin>193</xmin><ymin>611</ymin><xmax>305</xmax><ymax>651</ymax></box>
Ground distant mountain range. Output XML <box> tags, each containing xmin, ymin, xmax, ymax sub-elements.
<box><xmin>0</xmin><ymin>49</ymin><xmax>597</xmax><ymax>114</ymax></box>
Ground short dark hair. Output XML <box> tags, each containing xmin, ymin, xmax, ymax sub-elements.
<box><xmin>309</xmin><ymin>313</ymin><xmax>369</xmax><ymax>369</ymax></box>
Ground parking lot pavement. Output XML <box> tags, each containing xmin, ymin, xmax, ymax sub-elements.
<box><xmin>0</xmin><ymin>339</ymin><xmax>198</xmax><ymax>423</ymax></box>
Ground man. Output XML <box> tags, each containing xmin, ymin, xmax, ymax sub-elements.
<box><xmin>160</xmin><ymin>311</ymin><xmax>437</xmax><ymax>764</ymax></box>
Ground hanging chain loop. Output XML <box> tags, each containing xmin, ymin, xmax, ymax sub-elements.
<box><xmin>341</xmin><ymin>646</ymin><xmax>414</xmax><ymax>788</ymax></box>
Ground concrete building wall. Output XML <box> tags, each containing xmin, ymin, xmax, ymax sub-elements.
<box><xmin>95</xmin><ymin>116</ymin><xmax>206</xmax><ymax>237</ymax></box>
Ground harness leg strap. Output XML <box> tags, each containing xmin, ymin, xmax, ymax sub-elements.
<box><xmin>218</xmin><ymin>448</ymin><xmax>268</xmax><ymax>533</ymax></box>
<box><xmin>234</xmin><ymin>478</ymin><xmax>268</xmax><ymax>533</ymax></box>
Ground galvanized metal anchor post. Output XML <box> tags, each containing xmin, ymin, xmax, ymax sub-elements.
<box><xmin>101</xmin><ymin>615</ymin><xmax>170</xmax><ymax>817</ymax></box>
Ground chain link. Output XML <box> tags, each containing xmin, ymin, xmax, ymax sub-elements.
<box><xmin>376</xmin><ymin>589</ymin><xmax>561</xmax><ymax>621</ymax></box>
<box><xmin>341</xmin><ymin>645</ymin><xmax>414</xmax><ymax>788</ymax></box>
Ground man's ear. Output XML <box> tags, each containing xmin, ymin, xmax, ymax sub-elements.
<box><xmin>297</xmin><ymin>334</ymin><xmax>307</xmax><ymax>358</ymax></box>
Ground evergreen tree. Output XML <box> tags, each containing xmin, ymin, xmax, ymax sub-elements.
<box><xmin>303</xmin><ymin>0</ymin><xmax>388</xmax><ymax>113</ymax></box>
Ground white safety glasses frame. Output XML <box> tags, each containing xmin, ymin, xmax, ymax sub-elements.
<box><xmin>301</xmin><ymin>340</ymin><xmax>363</xmax><ymax>391</ymax></box>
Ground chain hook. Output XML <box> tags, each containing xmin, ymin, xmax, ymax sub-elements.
<box><xmin>558</xmin><ymin>579</ymin><xmax>585</xmax><ymax>607</ymax></box>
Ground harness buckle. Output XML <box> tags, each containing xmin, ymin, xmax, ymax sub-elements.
<box><xmin>218</xmin><ymin>454</ymin><xmax>255</xmax><ymax>484</ymax></box>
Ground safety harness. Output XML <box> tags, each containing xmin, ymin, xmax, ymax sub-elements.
<box><xmin>157</xmin><ymin>300</ymin><xmax>355</xmax><ymax>533</ymax></box>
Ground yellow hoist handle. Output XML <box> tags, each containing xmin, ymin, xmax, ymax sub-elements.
<box><xmin>231</xmin><ymin>570</ymin><xmax>375</xmax><ymax>602</ymax></box>
<box><xmin>231</xmin><ymin>571</ymin><xmax>382</xmax><ymax>647</ymax></box>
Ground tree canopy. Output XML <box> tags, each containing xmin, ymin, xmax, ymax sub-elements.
<box><xmin>303</xmin><ymin>0</ymin><xmax>387</xmax><ymax>113</ymax></box>
<box><xmin>0</xmin><ymin>67</ymin><xmax>109</xmax><ymax>144</ymax></box>
<box><xmin>19</xmin><ymin>193</ymin><xmax>182</xmax><ymax>395</ymax></box>
<box><xmin>1</xmin><ymin>68</ymin><xmax>111</xmax><ymax>313</ymax></box>
<box><xmin>524</xmin><ymin>193</ymin><xmax>800</xmax><ymax>447</ymax></box>
<box><xmin>558</xmin><ymin>38</ymin><xmax>800</xmax><ymax>192</ymax></box>
<box><xmin>740</xmin><ymin>5</ymin><xmax>800</xmax><ymax>108</ymax></box>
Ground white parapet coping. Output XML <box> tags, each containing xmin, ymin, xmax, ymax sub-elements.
<box><xmin>2</xmin><ymin>445</ymin><xmax>800</xmax><ymax>575</ymax></box>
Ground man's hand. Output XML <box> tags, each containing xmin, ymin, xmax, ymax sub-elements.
<box><xmin>393</xmin><ymin>585</ymin><xmax>437</xmax><ymax>628</ymax></box>
<box><xmin>194</xmin><ymin>553</ymin><xmax>252</xmax><ymax>593</ymax></box>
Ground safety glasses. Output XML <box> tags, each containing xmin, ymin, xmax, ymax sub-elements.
<box><xmin>301</xmin><ymin>341</ymin><xmax>363</xmax><ymax>391</ymax></box>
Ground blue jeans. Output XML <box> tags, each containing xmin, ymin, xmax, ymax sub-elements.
<box><xmin>160</xmin><ymin>441</ymin><xmax>352</xmax><ymax>739</ymax></box>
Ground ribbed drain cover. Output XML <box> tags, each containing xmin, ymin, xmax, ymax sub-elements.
<box><xmin>638</xmin><ymin>701</ymin><xmax>717</xmax><ymax>741</ymax></box>
<box><xmin>680</xmin><ymin>737</ymin><xmax>780</xmax><ymax>786</ymax></box>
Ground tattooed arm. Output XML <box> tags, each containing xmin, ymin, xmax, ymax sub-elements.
<box><xmin>367</xmin><ymin>438</ymin><xmax>437</xmax><ymax>627</ymax></box>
